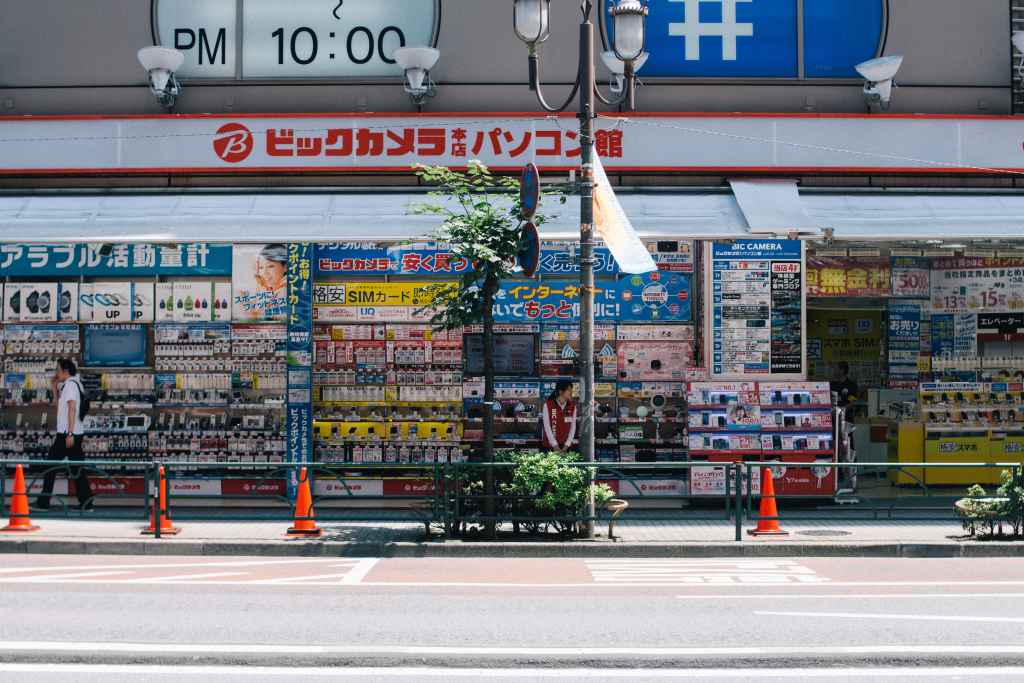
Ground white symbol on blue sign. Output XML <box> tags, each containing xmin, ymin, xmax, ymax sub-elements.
<box><xmin>604</xmin><ymin>0</ymin><xmax>884</xmax><ymax>79</ymax></box>
<box><xmin>668</xmin><ymin>0</ymin><xmax>753</xmax><ymax>61</ymax></box>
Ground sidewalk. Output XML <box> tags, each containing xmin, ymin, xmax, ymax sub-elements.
<box><xmin>3</xmin><ymin>508</ymin><xmax>1022</xmax><ymax>558</ymax></box>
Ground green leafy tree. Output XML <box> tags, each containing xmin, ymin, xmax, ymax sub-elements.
<box><xmin>406</xmin><ymin>161</ymin><xmax>565</xmax><ymax>537</ymax></box>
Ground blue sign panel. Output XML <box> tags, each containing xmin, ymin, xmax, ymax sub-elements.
<box><xmin>286</xmin><ymin>243</ymin><xmax>313</xmax><ymax>501</ymax></box>
<box><xmin>492</xmin><ymin>273</ymin><xmax>690</xmax><ymax>323</ymax></box>
<box><xmin>315</xmin><ymin>243</ymin><xmax>620</xmax><ymax>276</ymax></box>
<box><xmin>711</xmin><ymin>239</ymin><xmax>803</xmax><ymax>260</ymax></box>
<box><xmin>803</xmin><ymin>0</ymin><xmax>885</xmax><ymax>78</ymax></box>
<box><xmin>888</xmin><ymin>300</ymin><xmax>922</xmax><ymax>383</ymax></box>
<box><xmin>0</xmin><ymin>243</ymin><xmax>231</xmax><ymax>277</ymax></box>
<box><xmin>604</xmin><ymin>0</ymin><xmax>883</xmax><ymax>79</ymax></box>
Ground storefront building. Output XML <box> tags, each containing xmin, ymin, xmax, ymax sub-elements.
<box><xmin>2</xmin><ymin>1</ymin><xmax>1024</xmax><ymax>501</ymax></box>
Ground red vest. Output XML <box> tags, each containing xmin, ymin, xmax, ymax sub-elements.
<box><xmin>543</xmin><ymin>399</ymin><xmax>577</xmax><ymax>448</ymax></box>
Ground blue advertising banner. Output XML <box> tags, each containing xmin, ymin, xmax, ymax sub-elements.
<box><xmin>931</xmin><ymin>313</ymin><xmax>955</xmax><ymax>357</ymax></box>
<box><xmin>315</xmin><ymin>242</ymin><xmax>621</xmax><ymax>276</ymax></box>
<box><xmin>604</xmin><ymin>0</ymin><xmax>883</xmax><ymax>79</ymax></box>
<box><xmin>286</xmin><ymin>243</ymin><xmax>313</xmax><ymax>501</ymax></box>
<box><xmin>0</xmin><ymin>243</ymin><xmax>231</xmax><ymax>276</ymax></box>
<box><xmin>888</xmin><ymin>300</ymin><xmax>922</xmax><ymax>386</ymax></box>
<box><xmin>492</xmin><ymin>272</ymin><xmax>690</xmax><ymax>323</ymax></box>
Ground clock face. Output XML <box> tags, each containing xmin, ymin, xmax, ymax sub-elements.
<box><xmin>155</xmin><ymin>0</ymin><xmax>439</xmax><ymax>79</ymax></box>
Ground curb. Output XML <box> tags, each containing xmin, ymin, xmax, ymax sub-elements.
<box><xmin>1</xmin><ymin>537</ymin><xmax>1022</xmax><ymax>558</ymax></box>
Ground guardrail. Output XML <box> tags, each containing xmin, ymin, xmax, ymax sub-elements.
<box><xmin>2</xmin><ymin>459</ymin><xmax>1020</xmax><ymax>541</ymax></box>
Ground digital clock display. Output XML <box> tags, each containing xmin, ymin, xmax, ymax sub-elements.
<box><xmin>155</xmin><ymin>0</ymin><xmax>438</xmax><ymax>80</ymax></box>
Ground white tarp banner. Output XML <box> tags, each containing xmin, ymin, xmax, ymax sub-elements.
<box><xmin>592</xmin><ymin>155</ymin><xmax>657</xmax><ymax>274</ymax></box>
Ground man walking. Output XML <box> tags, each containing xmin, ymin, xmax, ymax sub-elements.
<box><xmin>33</xmin><ymin>359</ymin><xmax>92</xmax><ymax>511</ymax></box>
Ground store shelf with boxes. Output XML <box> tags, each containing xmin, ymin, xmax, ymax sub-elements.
<box><xmin>686</xmin><ymin>381</ymin><xmax>838</xmax><ymax>498</ymax></box>
<box><xmin>312</xmin><ymin>324</ymin><xmax>468</xmax><ymax>470</ymax></box>
<box><xmin>914</xmin><ymin>381</ymin><xmax>1024</xmax><ymax>485</ymax></box>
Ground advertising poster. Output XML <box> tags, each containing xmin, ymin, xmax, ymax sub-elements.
<box><xmin>805</xmin><ymin>254</ymin><xmax>890</xmax><ymax>297</ymax></box>
<box><xmin>232</xmin><ymin>244</ymin><xmax>289</xmax><ymax>322</ymax></box>
<box><xmin>313</xmin><ymin>276</ymin><xmax>691</xmax><ymax>324</ymax></box>
<box><xmin>18</xmin><ymin>283</ymin><xmax>59</xmax><ymax>323</ymax></box>
<box><xmin>891</xmin><ymin>256</ymin><xmax>930</xmax><ymax>297</ymax></box>
<box><xmin>888</xmin><ymin>300</ymin><xmax>922</xmax><ymax>388</ymax></box>
<box><xmin>286</xmin><ymin>244</ymin><xmax>313</xmax><ymax>501</ymax></box>
<box><xmin>0</xmin><ymin>243</ymin><xmax>231</xmax><ymax>277</ymax></box>
<box><xmin>494</xmin><ymin>273</ymin><xmax>690</xmax><ymax>324</ymax></box>
<box><xmin>171</xmin><ymin>282</ymin><xmax>214</xmax><ymax>322</ymax></box>
<box><xmin>930</xmin><ymin>256</ymin><xmax>1024</xmax><ymax>313</ymax></box>
<box><xmin>132</xmin><ymin>283</ymin><xmax>155</xmax><ymax>323</ymax></box>
<box><xmin>954</xmin><ymin>313</ymin><xmax>977</xmax><ymax>356</ymax></box>
<box><xmin>90</xmin><ymin>282</ymin><xmax>134</xmax><ymax>323</ymax></box>
<box><xmin>155</xmin><ymin>283</ymin><xmax>174</xmax><ymax>322</ymax></box>
<box><xmin>707</xmin><ymin>240</ymin><xmax>805</xmax><ymax>379</ymax></box>
<box><xmin>316</xmin><ymin>241</ymin><xmax>631</xmax><ymax>276</ymax></box>
<box><xmin>931</xmin><ymin>313</ymin><xmax>955</xmax><ymax>357</ymax></box>
<box><xmin>806</xmin><ymin>310</ymin><xmax>883</xmax><ymax>388</ymax></box>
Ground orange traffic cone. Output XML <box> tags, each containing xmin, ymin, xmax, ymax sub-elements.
<box><xmin>747</xmin><ymin>468</ymin><xmax>788</xmax><ymax>537</ymax></box>
<box><xmin>142</xmin><ymin>467</ymin><xmax>180</xmax><ymax>536</ymax></box>
<box><xmin>2</xmin><ymin>465</ymin><xmax>40</xmax><ymax>533</ymax></box>
<box><xmin>286</xmin><ymin>468</ymin><xmax>322</xmax><ymax>537</ymax></box>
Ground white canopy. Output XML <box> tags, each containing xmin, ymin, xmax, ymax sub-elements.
<box><xmin>1</xmin><ymin>188</ymin><xmax>1023</xmax><ymax>243</ymax></box>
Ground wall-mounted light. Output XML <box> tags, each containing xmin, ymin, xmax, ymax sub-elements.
<box><xmin>1013</xmin><ymin>32</ymin><xmax>1024</xmax><ymax>79</ymax></box>
<box><xmin>138</xmin><ymin>46</ymin><xmax>185</xmax><ymax>108</ymax></box>
<box><xmin>854</xmin><ymin>55</ymin><xmax>903</xmax><ymax>108</ymax></box>
<box><xmin>392</xmin><ymin>47</ymin><xmax>440</xmax><ymax>105</ymax></box>
<box><xmin>601</xmin><ymin>51</ymin><xmax>648</xmax><ymax>93</ymax></box>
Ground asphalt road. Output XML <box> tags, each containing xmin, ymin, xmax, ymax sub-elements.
<box><xmin>1</xmin><ymin>554</ymin><xmax>1023</xmax><ymax>682</ymax></box>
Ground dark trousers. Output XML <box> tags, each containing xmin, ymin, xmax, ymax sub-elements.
<box><xmin>36</xmin><ymin>434</ymin><xmax>90</xmax><ymax>509</ymax></box>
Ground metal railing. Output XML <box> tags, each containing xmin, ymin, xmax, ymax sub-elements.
<box><xmin>2</xmin><ymin>458</ymin><xmax>1021</xmax><ymax>541</ymax></box>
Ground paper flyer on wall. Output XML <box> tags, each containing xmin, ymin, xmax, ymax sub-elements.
<box><xmin>592</xmin><ymin>154</ymin><xmax>657</xmax><ymax>274</ymax></box>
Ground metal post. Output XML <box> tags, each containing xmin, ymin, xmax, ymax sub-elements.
<box><xmin>578</xmin><ymin>16</ymin><xmax>596</xmax><ymax>540</ymax></box>
<box><xmin>734</xmin><ymin>463</ymin><xmax>742</xmax><ymax>541</ymax></box>
<box><xmin>443</xmin><ymin>460</ymin><xmax>451</xmax><ymax>540</ymax></box>
<box><xmin>154</xmin><ymin>460</ymin><xmax>162</xmax><ymax>540</ymax></box>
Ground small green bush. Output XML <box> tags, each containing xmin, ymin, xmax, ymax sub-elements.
<box><xmin>955</xmin><ymin>469</ymin><xmax>1024</xmax><ymax>537</ymax></box>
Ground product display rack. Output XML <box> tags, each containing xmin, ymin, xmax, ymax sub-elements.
<box><xmin>757</xmin><ymin>382</ymin><xmax>836</xmax><ymax>497</ymax></box>
<box><xmin>918</xmin><ymin>381</ymin><xmax>1024</xmax><ymax>485</ymax></box>
<box><xmin>0</xmin><ymin>322</ymin><xmax>291</xmax><ymax>482</ymax></box>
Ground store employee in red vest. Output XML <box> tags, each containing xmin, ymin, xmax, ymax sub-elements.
<box><xmin>542</xmin><ymin>379</ymin><xmax>578</xmax><ymax>453</ymax></box>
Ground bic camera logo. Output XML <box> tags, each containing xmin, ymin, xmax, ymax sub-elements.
<box><xmin>213</xmin><ymin>123</ymin><xmax>254</xmax><ymax>163</ymax></box>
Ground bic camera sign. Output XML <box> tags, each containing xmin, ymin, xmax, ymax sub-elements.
<box><xmin>154</xmin><ymin>0</ymin><xmax>438</xmax><ymax>79</ymax></box>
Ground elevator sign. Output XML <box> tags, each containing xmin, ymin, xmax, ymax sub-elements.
<box><xmin>154</xmin><ymin>0</ymin><xmax>438</xmax><ymax>79</ymax></box>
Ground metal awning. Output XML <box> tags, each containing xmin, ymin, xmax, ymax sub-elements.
<box><xmin>1</xmin><ymin>188</ymin><xmax>1024</xmax><ymax>243</ymax></box>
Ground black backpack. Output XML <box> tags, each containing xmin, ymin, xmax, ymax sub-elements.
<box><xmin>68</xmin><ymin>377</ymin><xmax>90</xmax><ymax>419</ymax></box>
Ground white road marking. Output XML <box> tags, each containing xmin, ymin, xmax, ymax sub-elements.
<box><xmin>5</xmin><ymin>642</ymin><xmax>1024</xmax><ymax>656</ymax></box>
<box><xmin>124</xmin><ymin>572</ymin><xmax>249</xmax><ymax>583</ymax></box>
<box><xmin>0</xmin><ymin>558</ymin><xmax>343</xmax><ymax>574</ymax></box>
<box><xmin>250</xmin><ymin>573</ymin><xmax>362</xmax><ymax>584</ymax></box>
<box><xmin>586</xmin><ymin>560</ymin><xmax>829</xmax><ymax>584</ymax></box>
<box><xmin>339</xmin><ymin>558</ymin><xmax>379</xmax><ymax>584</ymax></box>
<box><xmin>1</xmin><ymin>663</ymin><xmax>1023</xmax><ymax>677</ymax></box>
<box><xmin>679</xmin><ymin>594</ymin><xmax>1024</xmax><ymax>599</ymax></box>
<box><xmin>0</xmin><ymin>571</ymin><xmax>132</xmax><ymax>582</ymax></box>
<box><xmin>756</xmin><ymin>610</ymin><xmax>1024</xmax><ymax>624</ymax></box>
<box><xmin>7</xmin><ymin>578</ymin><xmax>1024</xmax><ymax>588</ymax></box>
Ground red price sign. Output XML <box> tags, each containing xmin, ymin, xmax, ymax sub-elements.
<box><xmin>892</xmin><ymin>265</ymin><xmax>929</xmax><ymax>297</ymax></box>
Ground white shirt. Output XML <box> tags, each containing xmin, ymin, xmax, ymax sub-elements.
<box><xmin>57</xmin><ymin>378</ymin><xmax>85</xmax><ymax>435</ymax></box>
